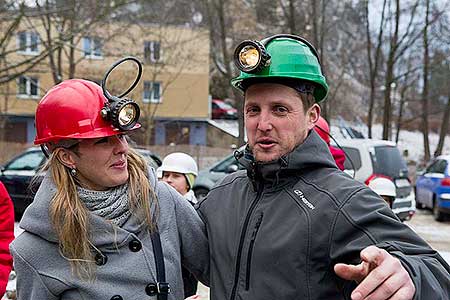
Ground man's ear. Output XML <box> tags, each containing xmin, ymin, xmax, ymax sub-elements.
<box><xmin>55</xmin><ymin>148</ymin><xmax>77</xmax><ymax>169</ymax></box>
<box><xmin>307</xmin><ymin>104</ymin><xmax>321</xmax><ymax>130</ymax></box>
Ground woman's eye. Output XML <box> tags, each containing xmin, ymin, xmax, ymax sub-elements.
<box><xmin>94</xmin><ymin>137</ymin><xmax>109</xmax><ymax>144</ymax></box>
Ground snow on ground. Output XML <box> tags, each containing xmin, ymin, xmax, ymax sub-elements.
<box><xmin>440</xmin><ymin>252</ymin><xmax>450</xmax><ymax>264</ymax></box>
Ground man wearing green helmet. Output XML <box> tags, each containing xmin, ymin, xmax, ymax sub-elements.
<box><xmin>197</xmin><ymin>34</ymin><xmax>450</xmax><ymax>300</ymax></box>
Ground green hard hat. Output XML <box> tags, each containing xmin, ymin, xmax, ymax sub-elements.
<box><xmin>231</xmin><ymin>34</ymin><xmax>329</xmax><ymax>102</ymax></box>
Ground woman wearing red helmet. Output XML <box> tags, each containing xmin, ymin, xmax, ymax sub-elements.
<box><xmin>10</xmin><ymin>79</ymin><xmax>209</xmax><ymax>300</ymax></box>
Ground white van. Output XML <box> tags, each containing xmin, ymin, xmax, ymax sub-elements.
<box><xmin>335</xmin><ymin>139</ymin><xmax>416</xmax><ymax>221</ymax></box>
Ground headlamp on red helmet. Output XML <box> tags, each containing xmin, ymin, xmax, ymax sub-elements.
<box><xmin>100</xmin><ymin>57</ymin><xmax>142</xmax><ymax>131</ymax></box>
<box><xmin>34</xmin><ymin>56</ymin><xmax>143</xmax><ymax>153</ymax></box>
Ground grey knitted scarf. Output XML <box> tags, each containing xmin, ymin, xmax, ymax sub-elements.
<box><xmin>77</xmin><ymin>184</ymin><xmax>131</xmax><ymax>227</ymax></box>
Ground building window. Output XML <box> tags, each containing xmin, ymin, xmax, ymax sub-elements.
<box><xmin>17</xmin><ymin>31</ymin><xmax>39</xmax><ymax>54</ymax></box>
<box><xmin>83</xmin><ymin>37</ymin><xmax>103</xmax><ymax>58</ymax></box>
<box><xmin>143</xmin><ymin>81</ymin><xmax>162</xmax><ymax>103</ymax></box>
<box><xmin>17</xmin><ymin>76</ymin><xmax>39</xmax><ymax>98</ymax></box>
<box><xmin>144</xmin><ymin>41</ymin><xmax>161</xmax><ymax>63</ymax></box>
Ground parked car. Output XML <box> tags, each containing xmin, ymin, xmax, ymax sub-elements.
<box><xmin>211</xmin><ymin>99</ymin><xmax>238</xmax><ymax>120</ymax></box>
<box><xmin>193</xmin><ymin>147</ymin><xmax>244</xmax><ymax>200</ymax></box>
<box><xmin>336</xmin><ymin>139</ymin><xmax>415</xmax><ymax>221</ymax></box>
<box><xmin>134</xmin><ymin>148</ymin><xmax>162</xmax><ymax>169</ymax></box>
<box><xmin>0</xmin><ymin>147</ymin><xmax>45</xmax><ymax>219</ymax></box>
<box><xmin>415</xmin><ymin>155</ymin><xmax>450</xmax><ymax>221</ymax></box>
<box><xmin>0</xmin><ymin>146</ymin><xmax>161</xmax><ymax>219</ymax></box>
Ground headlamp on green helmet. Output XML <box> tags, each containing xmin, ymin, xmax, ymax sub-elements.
<box><xmin>234</xmin><ymin>40</ymin><xmax>271</xmax><ymax>74</ymax></box>
<box><xmin>232</xmin><ymin>34</ymin><xmax>329</xmax><ymax>102</ymax></box>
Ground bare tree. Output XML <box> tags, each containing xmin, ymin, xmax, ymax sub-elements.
<box><xmin>381</xmin><ymin>0</ymin><xmax>401</xmax><ymax>140</ymax></box>
<box><xmin>115</xmin><ymin>0</ymin><xmax>212</xmax><ymax>145</ymax></box>
<box><xmin>203</xmin><ymin>0</ymin><xmax>255</xmax><ymax>146</ymax></box>
<box><xmin>136</xmin><ymin>27</ymin><xmax>208</xmax><ymax>146</ymax></box>
<box><xmin>279</xmin><ymin>0</ymin><xmax>297</xmax><ymax>34</ymax></box>
<box><xmin>0</xmin><ymin>2</ymin><xmax>52</xmax><ymax>142</ymax></box>
<box><xmin>365</xmin><ymin>0</ymin><xmax>387</xmax><ymax>138</ymax></box>
<box><xmin>433</xmin><ymin>6</ymin><xmax>450</xmax><ymax>157</ymax></box>
<box><xmin>394</xmin><ymin>61</ymin><xmax>417</xmax><ymax>144</ymax></box>
<box><xmin>29</xmin><ymin>0</ymin><xmax>131</xmax><ymax>84</ymax></box>
<box><xmin>421</xmin><ymin>0</ymin><xmax>431</xmax><ymax>160</ymax></box>
<box><xmin>0</xmin><ymin>3</ymin><xmax>50</xmax><ymax>84</ymax></box>
<box><xmin>434</xmin><ymin>90</ymin><xmax>450</xmax><ymax>157</ymax></box>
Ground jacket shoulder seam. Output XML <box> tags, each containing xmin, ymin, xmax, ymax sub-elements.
<box><xmin>330</xmin><ymin>188</ymin><xmax>379</xmax><ymax>252</ymax></box>
<box><xmin>296</xmin><ymin>177</ymin><xmax>366</xmax><ymax>275</ymax></box>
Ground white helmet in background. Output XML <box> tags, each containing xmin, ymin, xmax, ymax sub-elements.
<box><xmin>368</xmin><ymin>177</ymin><xmax>396</xmax><ymax>197</ymax></box>
<box><xmin>157</xmin><ymin>152</ymin><xmax>198</xmax><ymax>178</ymax></box>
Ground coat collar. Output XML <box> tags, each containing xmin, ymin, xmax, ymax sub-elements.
<box><xmin>19</xmin><ymin>168</ymin><xmax>157</xmax><ymax>248</ymax></box>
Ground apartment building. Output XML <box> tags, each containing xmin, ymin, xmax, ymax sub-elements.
<box><xmin>0</xmin><ymin>15</ymin><xmax>213</xmax><ymax>146</ymax></box>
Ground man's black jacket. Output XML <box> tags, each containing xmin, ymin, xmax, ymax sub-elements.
<box><xmin>197</xmin><ymin>130</ymin><xmax>450</xmax><ymax>300</ymax></box>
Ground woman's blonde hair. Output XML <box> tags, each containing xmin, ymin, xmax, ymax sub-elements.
<box><xmin>41</xmin><ymin>146</ymin><xmax>157</xmax><ymax>279</ymax></box>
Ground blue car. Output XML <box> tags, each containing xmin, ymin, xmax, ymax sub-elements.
<box><xmin>415</xmin><ymin>155</ymin><xmax>450</xmax><ymax>221</ymax></box>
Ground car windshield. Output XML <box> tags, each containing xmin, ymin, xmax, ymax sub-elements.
<box><xmin>342</xmin><ymin>147</ymin><xmax>362</xmax><ymax>171</ymax></box>
<box><xmin>212</xmin><ymin>154</ymin><xmax>243</xmax><ymax>172</ymax></box>
<box><xmin>6</xmin><ymin>151</ymin><xmax>45</xmax><ymax>171</ymax></box>
<box><xmin>136</xmin><ymin>149</ymin><xmax>161</xmax><ymax>169</ymax></box>
<box><xmin>371</xmin><ymin>145</ymin><xmax>408</xmax><ymax>178</ymax></box>
<box><xmin>214</xmin><ymin>101</ymin><xmax>234</xmax><ymax>110</ymax></box>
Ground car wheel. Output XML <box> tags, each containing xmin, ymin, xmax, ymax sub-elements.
<box><xmin>14</xmin><ymin>209</ymin><xmax>23</xmax><ymax>222</ymax></box>
<box><xmin>433</xmin><ymin>198</ymin><xmax>445</xmax><ymax>222</ymax></box>
<box><xmin>194</xmin><ymin>188</ymin><xmax>209</xmax><ymax>201</ymax></box>
<box><xmin>414</xmin><ymin>188</ymin><xmax>424</xmax><ymax>209</ymax></box>
<box><xmin>415</xmin><ymin>200</ymin><xmax>424</xmax><ymax>209</ymax></box>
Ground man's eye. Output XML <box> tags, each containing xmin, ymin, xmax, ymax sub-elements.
<box><xmin>245</xmin><ymin>107</ymin><xmax>259</xmax><ymax>115</ymax></box>
<box><xmin>274</xmin><ymin>106</ymin><xmax>288</xmax><ymax>114</ymax></box>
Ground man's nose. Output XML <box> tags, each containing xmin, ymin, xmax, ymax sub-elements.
<box><xmin>257</xmin><ymin>111</ymin><xmax>273</xmax><ymax>131</ymax></box>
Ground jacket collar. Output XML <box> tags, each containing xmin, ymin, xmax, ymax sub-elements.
<box><xmin>237</xmin><ymin>130</ymin><xmax>338</xmax><ymax>187</ymax></box>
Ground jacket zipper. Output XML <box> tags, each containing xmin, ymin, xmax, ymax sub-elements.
<box><xmin>245</xmin><ymin>212</ymin><xmax>264</xmax><ymax>290</ymax></box>
<box><xmin>229</xmin><ymin>181</ymin><xmax>264</xmax><ymax>300</ymax></box>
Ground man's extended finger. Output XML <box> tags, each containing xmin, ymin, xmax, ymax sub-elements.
<box><xmin>360</xmin><ymin>245</ymin><xmax>389</xmax><ymax>266</ymax></box>
<box><xmin>351</xmin><ymin>256</ymin><xmax>407</xmax><ymax>300</ymax></box>
<box><xmin>334</xmin><ymin>261</ymin><xmax>369</xmax><ymax>282</ymax></box>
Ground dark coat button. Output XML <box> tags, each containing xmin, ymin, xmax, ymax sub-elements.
<box><xmin>145</xmin><ymin>283</ymin><xmax>157</xmax><ymax>296</ymax></box>
<box><xmin>110</xmin><ymin>296</ymin><xmax>123</xmax><ymax>300</ymax></box>
<box><xmin>95</xmin><ymin>252</ymin><xmax>108</xmax><ymax>266</ymax></box>
<box><xmin>129</xmin><ymin>239</ymin><xmax>142</xmax><ymax>252</ymax></box>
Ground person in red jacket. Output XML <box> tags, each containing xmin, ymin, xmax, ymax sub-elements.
<box><xmin>0</xmin><ymin>181</ymin><xmax>14</xmax><ymax>297</ymax></box>
<box><xmin>314</xmin><ymin>116</ymin><xmax>346</xmax><ymax>170</ymax></box>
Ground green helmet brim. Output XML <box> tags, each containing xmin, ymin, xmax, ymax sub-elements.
<box><xmin>231</xmin><ymin>74</ymin><xmax>328</xmax><ymax>102</ymax></box>
<box><xmin>231</xmin><ymin>36</ymin><xmax>329</xmax><ymax>102</ymax></box>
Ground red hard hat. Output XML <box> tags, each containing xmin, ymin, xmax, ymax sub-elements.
<box><xmin>314</xmin><ymin>116</ymin><xmax>330</xmax><ymax>144</ymax></box>
<box><xmin>34</xmin><ymin>79</ymin><xmax>140</xmax><ymax>145</ymax></box>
